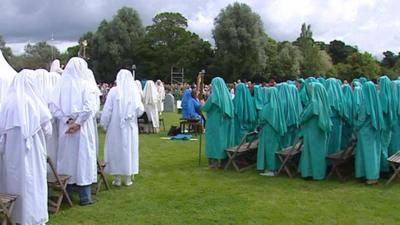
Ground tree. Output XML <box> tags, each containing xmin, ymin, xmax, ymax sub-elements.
<box><xmin>60</xmin><ymin>44</ymin><xmax>80</xmax><ymax>65</ymax></box>
<box><xmin>10</xmin><ymin>41</ymin><xmax>60</xmax><ymax>70</ymax></box>
<box><xmin>294</xmin><ymin>23</ymin><xmax>332</xmax><ymax>76</ymax></box>
<box><xmin>381</xmin><ymin>51</ymin><xmax>398</xmax><ymax>68</ymax></box>
<box><xmin>327</xmin><ymin>40</ymin><xmax>358</xmax><ymax>64</ymax></box>
<box><xmin>137</xmin><ymin>12</ymin><xmax>213</xmax><ymax>82</ymax></box>
<box><xmin>85</xmin><ymin>7</ymin><xmax>145</xmax><ymax>82</ymax></box>
<box><xmin>335</xmin><ymin>52</ymin><xmax>380</xmax><ymax>81</ymax></box>
<box><xmin>262</xmin><ymin>37</ymin><xmax>279</xmax><ymax>81</ymax></box>
<box><xmin>0</xmin><ymin>35</ymin><xmax>13</xmax><ymax>61</ymax></box>
<box><xmin>275</xmin><ymin>42</ymin><xmax>303</xmax><ymax>81</ymax></box>
<box><xmin>212</xmin><ymin>2</ymin><xmax>268</xmax><ymax>81</ymax></box>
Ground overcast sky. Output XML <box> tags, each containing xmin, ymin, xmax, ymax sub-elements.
<box><xmin>1</xmin><ymin>0</ymin><xmax>399</xmax><ymax>58</ymax></box>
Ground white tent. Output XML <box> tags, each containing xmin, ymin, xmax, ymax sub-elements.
<box><xmin>0</xmin><ymin>50</ymin><xmax>17</xmax><ymax>104</ymax></box>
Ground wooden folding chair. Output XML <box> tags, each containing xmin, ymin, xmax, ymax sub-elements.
<box><xmin>0</xmin><ymin>193</ymin><xmax>18</xmax><ymax>225</ymax></box>
<box><xmin>386</xmin><ymin>151</ymin><xmax>400</xmax><ymax>185</ymax></box>
<box><xmin>159</xmin><ymin>117</ymin><xmax>166</xmax><ymax>131</ymax></box>
<box><xmin>276</xmin><ymin>138</ymin><xmax>303</xmax><ymax>178</ymax></box>
<box><xmin>179</xmin><ymin>118</ymin><xmax>202</xmax><ymax>135</ymax></box>
<box><xmin>326</xmin><ymin>138</ymin><xmax>357</xmax><ymax>181</ymax></box>
<box><xmin>95</xmin><ymin>159</ymin><xmax>110</xmax><ymax>194</ymax></box>
<box><xmin>47</xmin><ymin>157</ymin><xmax>73</xmax><ymax>213</ymax></box>
<box><xmin>224</xmin><ymin>131</ymin><xmax>259</xmax><ymax>172</ymax></box>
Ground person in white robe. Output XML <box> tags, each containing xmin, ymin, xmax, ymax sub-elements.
<box><xmin>49</xmin><ymin>57</ymin><xmax>97</xmax><ymax>205</ymax></box>
<box><xmin>0</xmin><ymin>69</ymin><xmax>52</xmax><ymax>225</ymax></box>
<box><xmin>50</xmin><ymin>59</ymin><xmax>63</xmax><ymax>74</ymax></box>
<box><xmin>143</xmin><ymin>80</ymin><xmax>160</xmax><ymax>133</ymax></box>
<box><xmin>156</xmin><ymin>80</ymin><xmax>165</xmax><ymax>115</ymax></box>
<box><xmin>34</xmin><ymin>69</ymin><xmax>60</xmax><ymax>170</ymax></box>
<box><xmin>85</xmin><ymin>69</ymin><xmax>101</xmax><ymax>156</ymax></box>
<box><xmin>100</xmin><ymin>69</ymin><xmax>144</xmax><ymax>186</ymax></box>
<box><xmin>0</xmin><ymin>50</ymin><xmax>17</xmax><ymax>193</ymax></box>
<box><xmin>135</xmin><ymin>81</ymin><xmax>144</xmax><ymax>98</ymax></box>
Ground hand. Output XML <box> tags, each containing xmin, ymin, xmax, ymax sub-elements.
<box><xmin>66</xmin><ymin>122</ymin><xmax>81</xmax><ymax>134</ymax></box>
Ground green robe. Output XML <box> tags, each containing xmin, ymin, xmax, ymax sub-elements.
<box><xmin>378</xmin><ymin>76</ymin><xmax>396</xmax><ymax>172</ymax></box>
<box><xmin>257</xmin><ymin>88</ymin><xmax>287</xmax><ymax>171</ymax></box>
<box><xmin>233</xmin><ymin>83</ymin><xmax>257</xmax><ymax>145</ymax></box>
<box><xmin>354</xmin><ymin>82</ymin><xmax>385</xmax><ymax>180</ymax></box>
<box><xmin>341</xmin><ymin>84</ymin><xmax>354</xmax><ymax>149</ymax></box>
<box><xmin>325</xmin><ymin>78</ymin><xmax>344</xmax><ymax>154</ymax></box>
<box><xmin>278</xmin><ymin>83</ymin><xmax>302</xmax><ymax>148</ymax></box>
<box><xmin>203</xmin><ymin>77</ymin><xmax>234</xmax><ymax>160</ymax></box>
<box><xmin>299</xmin><ymin>83</ymin><xmax>332</xmax><ymax>180</ymax></box>
<box><xmin>389</xmin><ymin>80</ymin><xmax>400</xmax><ymax>156</ymax></box>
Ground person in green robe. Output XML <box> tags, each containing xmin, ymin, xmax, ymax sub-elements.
<box><xmin>254</xmin><ymin>85</ymin><xmax>265</xmax><ymax>112</ymax></box>
<box><xmin>202</xmin><ymin>77</ymin><xmax>235</xmax><ymax>168</ymax></box>
<box><xmin>299</xmin><ymin>82</ymin><xmax>332</xmax><ymax>180</ymax></box>
<box><xmin>297</xmin><ymin>78</ymin><xmax>308</xmax><ymax>107</ymax></box>
<box><xmin>232</xmin><ymin>83</ymin><xmax>258</xmax><ymax>145</ymax></box>
<box><xmin>341</xmin><ymin>84</ymin><xmax>354</xmax><ymax>149</ymax></box>
<box><xmin>378</xmin><ymin>76</ymin><xmax>396</xmax><ymax>172</ymax></box>
<box><xmin>325</xmin><ymin>78</ymin><xmax>344</xmax><ymax>154</ymax></box>
<box><xmin>354</xmin><ymin>81</ymin><xmax>385</xmax><ymax>184</ymax></box>
<box><xmin>278</xmin><ymin>83</ymin><xmax>303</xmax><ymax>148</ymax></box>
<box><xmin>257</xmin><ymin>87</ymin><xmax>287</xmax><ymax>176</ymax></box>
<box><xmin>317</xmin><ymin>77</ymin><xmax>326</xmax><ymax>86</ymax></box>
<box><xmin>389</xmin><ymin>80</ymin><xmax>400</xmax><ymax>156</ymax></box>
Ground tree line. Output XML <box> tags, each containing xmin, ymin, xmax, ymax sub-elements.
<box><xmin>1</xmin><ymin>3</ymin><xmax>399</xmax><ymax>83</ymax></box>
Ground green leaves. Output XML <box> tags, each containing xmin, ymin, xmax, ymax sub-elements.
<box><xmin>213</xmin><ymin>3</ymin><xmax>267</xmax><ymax>81</ymax></box>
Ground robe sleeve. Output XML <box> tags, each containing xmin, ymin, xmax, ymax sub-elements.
<box><xmin>75</xmin><ymin>89</ymin><xmax>95</xmax><ymax>126</ymax></box>
<box><xmin>136</xmin><ymin>101</ymin><xmax>145</xmax><ymax>118</ymax></box>
<box><xmin>49</xmin><ymin>103</ymin><xmax>64</xmax><ymax>119</ymax></box>
<box><xmin>41</xmin><ymin>121</ymin><xmax>53</xmax><ymax>137</ymax></box>
<box><xmin>134</xmin><ymin>87</ymin><xmax>145</xmax><ymax>118</ymax></box>
<box><xmin>100</xmin><ymin>90</ymin><xmax>114</xmax><ymax>130</ymax></box>
<box><xmin>300</xmin><ymin>104</ymin><xmax>315</xmax><ymax>124</ymax></box>
<box><xmin>202</xmin><ymin>98</ymin><xmax>212</xmax><ymax>112</ymax></box>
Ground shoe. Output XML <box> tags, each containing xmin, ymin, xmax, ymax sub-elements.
<box><xmin>112</xmin><ymin>176</ymin><xmax>121</xmax><ymax>187</ymax></box>
<box><xmin>260</xmin><ymin>171</ymin><xmax>275</xmax><ymax>177</ymax></box>
<box><xmin>79</xmin><ymin>199</ymin><xmax>96</xmax><ymax>206</ymax></box>
<box><xmin>366</xmin><ymin>180</ymin><xmax>379</xmax><ymax>185</ymax></box>
<box><xmin>125</xmin><ymin>176</ymin><xmax>133</xmax><ymax>186</ymax></box>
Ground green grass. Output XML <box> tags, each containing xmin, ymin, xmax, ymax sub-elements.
<box><xmin>49</xmin><ymin>112</ymin><xmax>400</xmax><ymax>225</ymax></box>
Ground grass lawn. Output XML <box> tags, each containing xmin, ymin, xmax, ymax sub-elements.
<box><xmin>49</xmin><ymin>112</ymin><xmax>400</xmax><ymax>225</ymax></box>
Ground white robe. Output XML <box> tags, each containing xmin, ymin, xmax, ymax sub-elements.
<box><xmin>100</xmin><ymin>88</ymin><xmax>144</xmax><ymax>175</ymax></box>
<box><xmin>143</xmin><ymin>81</ymin><xmax>160</xmax><ymax>129</ymax></box>
<box><xmin>52</xmin><ymin>88</ymin><xmax>98</xmax><ymax>185</ymax></box>
<box><xmin>49</xmin><ymin>57</ymin><xmax>98</xmax><ymax>186</ymax></box>
<box><xmin>156</xmin><ymin>83</ymin><xmax>165</xmax><ymax>113</ymax></box>
<box><xmin>0</xmin><ymin>124</ymin><xmax>51</xmax><ymax>225</ymax></box>
<box><xmin>0</xmin><ymin>50</ymin><xmax>14</xmax><ymax>189</ymax></box>
<box><xmin>0</xmin><ymin>70</ymin><xmax>52</xmax><ymax>225</ymax></box>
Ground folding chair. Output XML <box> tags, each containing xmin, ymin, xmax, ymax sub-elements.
<box><xmin>326</xmin><ymin>138</ymin><xmax>357</xmax><ymax>181</ymax></box>
<box><xmin>96</xmin><ymin>159</ymin><xmax>110</xmax><ymax>194</ymax></box>
<box><xmin>276</xmin><ymin>138</ymin><xmax>303</xmax><ymax>178</ymax></box>
<box><xmin>224</xmin><ymin>131</ymin><xmax>259</xmax><ymax>172</ymax></box>
<box><xmin>159</xmin><ymin>117</ymin><xmax>166</xmax><ymax>131</ymax></box>
<box><xmin>386</xmin><ymin>151</ymin><xmax>400</xmax><ymax>185</ymax></box>
<box><xmin>0</xmin><ymin>193</ymin><xmax>18</xmax><ymax>225</ymax></box>
<box><xmin>47</xmin><ymin>157</ymin><xmax>73</xmax><ymax>213</ymax></box>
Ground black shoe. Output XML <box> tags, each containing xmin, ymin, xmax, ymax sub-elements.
<box><xmin>79</xmin><ymin>199</ymin><xmax>96</xmax><ymax>206</ymax></box>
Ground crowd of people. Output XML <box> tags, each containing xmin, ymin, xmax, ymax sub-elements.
<box><xmin>1</xmin><ymin>47</ymin><xmax>400</xmax><ymax>224</ymax></box>
<box><xmin>0</xmin><ymin>52</ymin><xmax>167</xmax><ymax>225</ymax></box>
<box><xmin>200</xmin><ymin>75</ymin><xmax>400</xmax><ymax>184</ymax></box>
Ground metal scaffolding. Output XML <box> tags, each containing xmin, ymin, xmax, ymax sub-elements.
<box><xmin>170</xmin><ymin>67</ymin><xmax>184</xmax><ymax>85</ymax></box>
